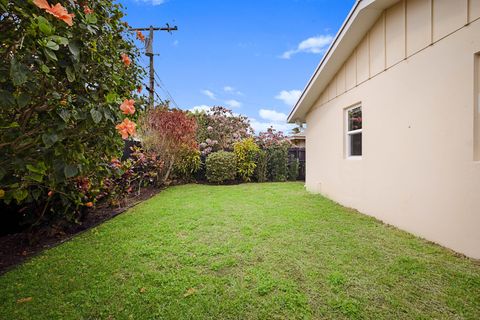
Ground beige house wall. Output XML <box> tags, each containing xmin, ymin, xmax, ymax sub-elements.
<box><xmin>305</xmin><ymin>0</ymin><xmax>480</xmax><ymax>258</ymax></box>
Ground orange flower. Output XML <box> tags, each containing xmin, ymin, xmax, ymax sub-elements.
<box><xmin>47</xmin><ymin>191</ymin><xmax>54</xmax><ymax>197</ymax></box>
<box><xmin>33</xmin><ymin>0</ymin><xmax>75</xmax><ymax>26</ymax></box>
<box><xmin>116</xmin><ymin>118</ymin><xmax>136</xmax><ymax>139</ymax></box>
<box><xmin>85</xmin><ymin>202</ymin><xmax>94</xmax><ymax>207</ymax></box>
<box><xmin>136</xmin><ymin>31</ymin><xmax>145</xmax><ymax>42</ymax></box>
<box><xmin>83</xmin><ymin>6</ymin><xmax>94</xmax><ymax>14</ymax></box>
<box><xmin>120</xmin><ymin>99</ymin><xmax>135</xmax><ymax>115</ymax></box>
<box><xmin>137</xmin><ymin>85</ymin><xmax>142</xmax><ymax>93</ymax></box>
<box><xmin>121</xmin><ymin>53</ymin><xmax>131</xmax><ymax>67</ymax></box>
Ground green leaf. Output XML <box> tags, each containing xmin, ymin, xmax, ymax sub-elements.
<box><xmin>49</xmin><ymin>35</ymin><xmax>68</xmax><ymax>46</ymax></box>
<box><xmin>66</xmin><ymin>66</ymin><xmax>75</xmax><ymax>82</ymax></box>
<box><xmin>90</xmin><ymin>109</ymin><xmax>102</xmax><ymax>124</ymax></box>
<box><xmin>68</xmin><ymin>40</ymin><xmax>81</xmax><ymax>60</ymax></box>
<box><xmin>85</xmin><ymin>14</ymin><xmax>98</xmax><ymax>24</ymax></box>
<box><xmin>103</xmin><ymin>109</ymin><xmax>114</xmax><ymax>123</ymax></box>
<box><xmin>0</xmin><ymin>90</ymin><xmax>15</xmax><ymax>107</ymax></box>
<box><xmin>10</xmin><ymin>59</ymin><xmax>29</xmax><ymax>86</ymax></box>
<box><xmin>26</xmin><ymin>162</ymin><xmax>47</xmax><ymax>174</ymax></box>
<box><xmin>16</xmin><ymin>93</ymin><xmax>31</xmax><ymax>108</ymax></box>
<box><xmin>43</xmin><ymin>48</ymin><xmax>57</xmax><ymax>61</ymax></box>
<box><xmin>0</xmin><ymin>122</ymin><xmax>19</xmax><ymax>129</ymax></box>
<box><xmin>32</xmin><ymin>189</ymin><xmax>42</xmax><ymax>201</ymax></box>
<box><xmin>42</xmin><ymin>133</ymin><xmax>59</xmax><ymax>148</ymax></box>
<box><xmin>36</xmin><ymin>16</ymin><xmax>53</xmax><ymax>35</ymax></box>
<box><xmin>27</xmin><ymin>173</ymin><xmax>44</xmax><ymax>183</ymax></box>
<box><xmin>13</xmin><ymin>189</ymin><xmax>28</xmax><ymax>203</ymax></box>
<box><xmin>58</xmin><ymin>109</ymin><xmax>71</xmax><ymax>122</ymax></box>
<box><xmin>106</xmin><ymin>92</ymin><xmax>118</xmax><ymax>104</ymax></box>
<box><xmin>45</xmin><ymin>40</ymin><xmax>59</xmax><ymax>51</ymax></box>
<box><xmin>64</xmin><ymin>165</ymin><xmax>78</xmax><ymax>179</ymax></box>
<box><xmin>41</xmin><ymin>64</ymin><xmax>50</xmax><ymax>74</ymax></box>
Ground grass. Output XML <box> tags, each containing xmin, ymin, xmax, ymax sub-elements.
<box><xmin>0</xmin><ymin>182</ymin><xmax>479</xmax><ymax>319</ymax></box>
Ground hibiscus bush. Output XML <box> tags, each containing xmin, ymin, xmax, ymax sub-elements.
<box><xmin>0</xmin><ymin>0</ymin><xmax>144</xmax><ymax>226</ymax></box>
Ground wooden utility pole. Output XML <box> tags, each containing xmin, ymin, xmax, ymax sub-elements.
<box><xmin>128</xmin><ymin>24</ymin><xmax>178</xmax><ymax>108</ymax></box>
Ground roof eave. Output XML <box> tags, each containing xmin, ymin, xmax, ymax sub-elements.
<box><xmin>287</xmin><ymin>0</ymin><xmax>398</xmax><ymax>123</ymax></box>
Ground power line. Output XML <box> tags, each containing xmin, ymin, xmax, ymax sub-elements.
<box><xmin>153</xmin><ymin>70</ymin><xmax>178</xmax><ymax>108</ymax></box>
<box><xmin>128</xmin><ymin>24</ymin><xmax>178</xmax><ymax>109</ymax></box>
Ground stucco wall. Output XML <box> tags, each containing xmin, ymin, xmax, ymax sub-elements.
<box><xmin>305</xmin><ymin>5</ymin><xmax>480</xmax><ymax>258</ymax></box>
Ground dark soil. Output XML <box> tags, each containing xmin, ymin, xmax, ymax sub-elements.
<box><xmin>0</xmin><ymin>187</ymin><xmax>162</xmax><ymax>275</ymax></box>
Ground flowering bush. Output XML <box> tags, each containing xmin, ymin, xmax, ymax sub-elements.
<box><xmin>233</xmin><ymin>138</ymin><xmax>260</xmax><ymax>182</ymax></box>
<box><xmin>138</xmin><ymin>107</ymin><xmax>198</xmax><ymax>185</ymax></box>
<box><xmin>0</xmin><ymin>0</ymin><xmax>144</xmax><ymax>224</ymax></box>
<box><xmin>256</xmin><ymin>128</ymin><xmax>292</xmax><ymax>182</ymax></box>
<box><xmin>193</xmin><ymin>106</ymin><xmax>253</xmax><ymax>155</ymax></box>
<box><xmin>205</xmin><ymin>151</ymin><xmax>237</xmax><ymax>183</ymax></box>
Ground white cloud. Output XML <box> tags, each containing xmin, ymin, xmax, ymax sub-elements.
<box><xmin>259</xmin><ymin>109</ymin><xmax>287</xmax><ymax>122</ymax></box>
<box><xmin>189</xmin><ymin>105</ymin><xmax>211</xmax><ymax>113</ymax></box>
<box><xmin>224</xmin><ymin>86</ymin><xmax>243</xmax><ymax>95</ymax></box>
<box><xmin>201</xmin><ymin>89</ymin><xmax>216</xmax><ymax>100</ymax></box>
<box><xmin>225</xmin><ymin>99</ymin><xmax>242</xmax><ymax>108</ymax></box>
<box><xmin>275</xmin><ymin>90</ymin><xmax>302</xmax><ymax>106</ymax></box>
<box><xmin>281</xmin><ymin>34</ymin><xmax>334</xmax><ymax>59</ymax></box>
<box><xmin>249</xmin><ymin>108</ymin><xmax>293</xmax><ymax>134</ymax></box>
<box><xmin>250</xmin><ymin>118</ymin><xmax>293</xmax><ymax>134</ymax></box>
<box><xmin>135</xmin><ymin>0</ymin><xmax>166</xmax><ymax>5</ymax></box>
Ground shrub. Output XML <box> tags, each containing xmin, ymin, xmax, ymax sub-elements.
<box><xmin>288</xmin><ymin>158</ymin><xmax>299</xmax><ymax>181</ymax></box>
<box><xmin>0</xmin><ymin>0</ymin><xmax>144</xmax><ymax>225</ymax></box>
<box><xmin>267</xmin><ymin>145</ymin><xmax>289</xmax><ymax>182</ymax></box>
<box><xmin>233</xmin><ymin>138</ymin><xmax>260</xmax><ymax>182</ymax></box>
<box><xmin>173</xmin><ymin>147</ymin><xmax>201</xmax><ymax>181</ymax></box>
<box><xmin>205</xmin><ymin>151</ymin><xmax>237</xmax><ymax>183</ymax></box>
<box><xmin>101</xmin><ymin>147</ymin><xmax>163</xmax><ymax>206</ymax></box>
<box><xmin>254</xmin><ymin>149</ymin><xmax>268</xmax><ymax>182</ymax></box>
<box><xmin>138</xmin><ymin>107</ymin><xmax>198</xmax><ymax>184</ymax></box>
<box><xmin>256</xmin><ymin>128</ymin><xmax>291</xmax><ymax>182</ymax></box>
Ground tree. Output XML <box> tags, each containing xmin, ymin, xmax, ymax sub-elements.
<box><xmin>192</xmin><ymin>106</ymin><xmax>253</xmax><ymax>155</ymax></box>
<box><xmin>0</xmin><ymin>0</ymin><xmax>145</xmax><ymax>224</ymax></box>
<box><xmin>139</xmin><ymin>107</ymin><xmax>198</xmax><ymax>184</ymax></box>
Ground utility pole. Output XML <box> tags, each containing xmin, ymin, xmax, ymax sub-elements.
<box><xmin>128</xmin><ymin>24</ymin><xmax>178</xmax><ymax>108</ymax></box>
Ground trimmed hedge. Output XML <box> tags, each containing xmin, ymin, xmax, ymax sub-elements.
<box><xmin>205</xmin><ymin>151</ymin><xmax>237</xmax><ymax>183</ymax></box>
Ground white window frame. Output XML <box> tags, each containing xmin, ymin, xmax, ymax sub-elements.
<box><xmin>345</xmin><ymin>104</ymin><xmax>362</xmax><ymax>160</ymax></box>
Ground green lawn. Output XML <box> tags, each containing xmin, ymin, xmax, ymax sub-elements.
<box><xmin>0</xmin><ymin>183</ymin><xmax>479</xmax><ymax>319</ymax></box>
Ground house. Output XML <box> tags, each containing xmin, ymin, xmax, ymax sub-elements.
<box><xmin>288</xmin><ymin>0</ymin><xmax>480</xmax><ymax>259</ymax></box>
<box><xmin>289</xmin><ymin>132</ymin><xmax>306</xmax><ymax>148</ymax></box>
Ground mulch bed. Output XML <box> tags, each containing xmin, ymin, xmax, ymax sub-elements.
<box><xmin>0</xmin><ymin>187</ymin><xmax>162</xmax><ymax>275</ymax></box>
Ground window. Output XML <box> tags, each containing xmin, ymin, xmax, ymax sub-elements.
<box><xmin>346</xmin><ymin>105</ymin><xmax>362</xmax><ymax>158</ymax></box>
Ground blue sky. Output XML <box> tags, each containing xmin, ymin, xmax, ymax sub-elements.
<box><xmin>119</xmin><ymin>0</ymin><xmax>355</xmax><ymax>133</ymax></box>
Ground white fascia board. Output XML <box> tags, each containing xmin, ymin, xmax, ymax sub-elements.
<box><xmin>287</xmin><ymin>0</ymin><xmax>398</xmax><ymax>123</ymax></box>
